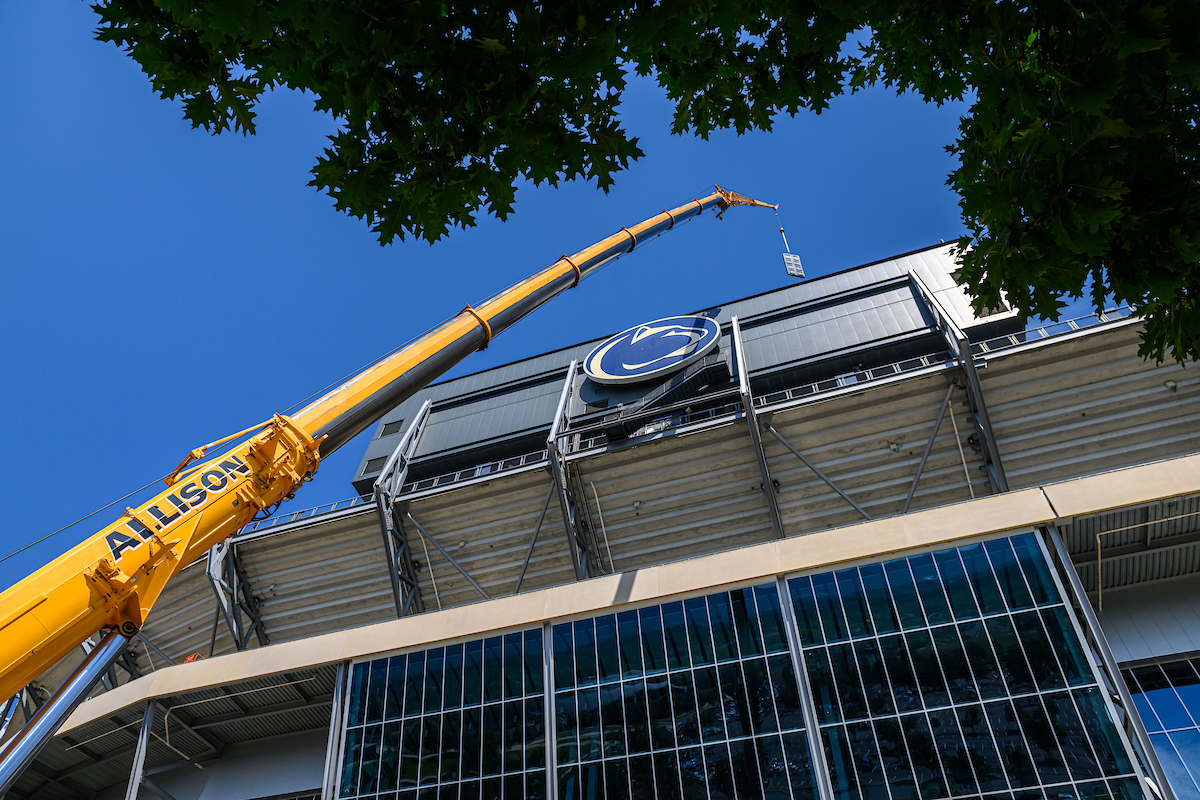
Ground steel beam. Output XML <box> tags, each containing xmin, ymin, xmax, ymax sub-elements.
<box><xmin>125</xmin><ymin>701</ymin><xmax>156</xmax><ymax>800</ymax></box>
<box><xmin>0</xmin><ymin>629</ymin><xmax>132</xmax><ymax>797</ymax></box>
<box><xmin>321</xmin><ymin>663</ymin><xmax>348</xmax><ymax>800</ymax></box>
<box><xmin>205</xmin><ymin>539</ymin><xmax>269</xmax><ymax>651</ymax></box>
<box><xmin>374</xmin><ymin>400</ymin><xmax>432</xmax><ymax>617</ymax></box>
<box><xmin>765</xmin><ymin>424</ymin><xmax>872</xmax><ymax>520</ymax></box>
<box><xmin>0</xmin><ymin>693</ymin><xmax>20</xmax><ymax>743</ymax></box>
<box><xmin>405</xmin><ymin>513</ymin><xmax>491</xmax><ymax>600</ymax></box>
<box><xmin>135</xmin><ymin>632</ymin><xmax>177</xmax><ymax>667</ymax></box>
<box><xmin>731</xmin><ymin>316</ymin><xmax>786</xmax><ymax>539</ymax></box>
<box><xmin>908</xmin><ymin>271</ymin><xmax>1009</xmax><ymax>492</ymax></box>
<box><xmin>1042</xmin><ymin>525</ymin><xmax>1175</xmax><ymax>800</ymax></box>
<box><xmin>901</xmin><ymin>383</ymin><xmax>956</xmax><ymax>514</ymax></box>
<box><xmin>515</xmin><ymin>483</ymin><xmax>556</xmax><ymax>594</ymax></box>
<box><xmin>547</xmin><ymin>361</ymin><xmax>593</xmax><ymax>581</ymax></box>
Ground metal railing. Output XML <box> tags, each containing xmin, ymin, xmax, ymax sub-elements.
<box><xmin>972</xmin><ymin>305</ymin><xmax>1135</xmax><ymax>356</ymax></box>
<box><xmin>241</xmin><ymin>496</ymin><xmax>372</xmax><ymax>534</ymax></box>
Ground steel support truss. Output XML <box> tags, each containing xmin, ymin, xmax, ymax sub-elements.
<box><xmin>1042</xmin><ymin>524</ymin><xmax>1176</xmax><ymax>800</ymax></box>
<box><xmin>81</xmin><ymin>634</ymin><xmax>142</xmax><ymax>692</ymax></box>
<box><xmin>124</xmin><ymin>701</ymin><xmax>181</xmax><ymax>800</ymax></box>
<box><xmin>548</xmin><ymin>360</ymin><xmax>596</xmax><ymax>581</ymax></box>
<box><xmin>730</xmin><ymin>317</ymin><xmax>786</xmax><ymax>539</ymax></box>
<box><xmin>205</xmin><ymin>538</ymin><xmax>268</xmax><ymax>652</ymax></box>
<box><xmin>909</xmin><ymin>271</ymin><xmax>1009</xmax><ymax>492</ymax></box>
<box><xmin>374</xmin><ymin>400</ymin><xmax>433</xmax><ymax>617</ymax></box>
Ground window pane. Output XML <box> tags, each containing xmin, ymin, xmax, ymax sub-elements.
<box><xmin>341</xmin><ymin>728</ymin><xmax>362</xmax><ymax>797</ymax></box>
<box><xmin>931</xmin><ymin>625</ymin><xmax>977</xmax><ymax>704</ymax></box>
<box><xmin>680</xmin><ymin>747</ymin><xmax>705</xmax><ymax>800</ymax></box>
<box><xmin>789</xmin><ymin>577</ymin><xmax>826</xmax><ymax>646</ymax></box>
<box><xmin>730</xmin><ymin>737</ymin><xmax>765</xmax><ymax>800</ymax></box>
<box><xmin>907</xmin><ymin>631</ymin><xmax>950</xmax><ymax>709</ymax></box>
<box><xmin>822</xmin><ymin>727</ymin><xmax>859</xmax><ymax>800</ymax></box>
<box><xmin>933</xmin><ymin>550</ymin><xmax>978</xmax><ymax>620</ymax></box>
<box><xmin>812</xmin><ymin>573</ymin><xmax>849</xmax><ymax>643</ymax></box>
<box><xmin>425</xmin><ymin>647</ymin><xmax>445</xmax><ymax>713</ymax></box>
<box><xmin>618</xmin><ymin>610</ymin><xmax>643</xmax><ymax>679</ymax></box>
<box><xmin>744</xmin><ymin>657</ymin><xmax>779</xmax><ymax>734</ymax></box>
<box><xmin>1133</xmin><ymin>665</ymin><xmax>1193</xmax><ymax>730</ymax></box>
<box><xmin>461</xmin><ymin>707</ymin><xmax>481</xmax><ymax>780</ymax></box>
<box><xmin>847</xmin><ymin>721</ymin><xmax>888</xmax><ymax>800</ymax></box>
<box><xmin>482</xmin><ymin>703</ymin><xmax>502</xmax><ymax>776</ymax></box>
<box><xmin>1040</xmin><ymin>608</ymin><xmax>1091</xmax><ymax>686</ymax></box>
<box><xmin>1165</xmin><ymin>661</ymin><xmax>1200</xmax><ymax>725</ymax></box>
<box><xmin>755</xmin><ymin>584</ymin><xmax>789</xmax><ymax>653</ymax></box>
<box><xmin>1013</xmin><ymin>611</ymin><xmax>1065</xmax><ymax>691</ymax></box>
<box><xmin>605</xmin><ymin>758</ymin><xmax>630</xmax><ymax>800</ymax></box>
<box><xmin>959</xmin><ymin>543</ymin><xmax>1006</xmax><ymax>615</ymax></box>
<box><xmin>879</xmin><ymin>635</ymin><xmax>922</xmax><ymax>714</ymax></box>
<box><xmin>647</xmin><ymin>673</ymin><xmax>676</xmax><ymax>749</ymax></box>
<box><xmin>705</xmin><ymin>744</ymin><xmax>736</xmax><ymax>800</ymax></box>
<box><xmin>401</xmin><ymin>717</ymin><xmax>422</xmax><ymax>786</ymax></box>
<box><xmin>804</xmin><ymin>647</ymin><xmax>840</xmax><ymax>724</ymax></box>
<box><xmin>553</xmin><ymin>624</ymin><xmax>575</xmax><ymax>690</ymax></box>
<box><xmin>502</xmin><ymin>700</ymin><xmax>522</xmax><ymax>773</ymax></box>
<box><xmin>386</xmin><ymin>655</ymin><xmax>407</xmax><ymax>720</ymax></box>
<box><xmin>783</xmin><ymin>730</ymin><xmax>817</xmax><ymax>800</ymax></box>
<box><xmin>986</xmin><ymin>616</ymin><xmax>1036</xmax><ymax>695</ymax></box>
<box><xmin>655</xmin><ymin>750</ymin><xmax>683</xmax><ymax>800</ymax></box>
<box><xmin>718</xmin><ymin>661</ymin><xmax>752</xmax><ymax>738</ymax></box>
<box><xmin>985</xmin><ymin>539</ymin><xmax>1034</xmax><ymax>611</ymax></box>
<box><xmin>574</xmin><ymin>622</ymin><xmax>598</xmax><ymax>687</ymax></box>
<box><xmin>860</xmin><ymin>563</ymin><xmax>899</xmax><ymax>635</ymax></box>
<box><xmin>959</xmin><ymin>620</ymin><xmax>1006</xmax><ymax>699</ymax></box>
<box><xmin>709</xmin><ymin>594</ymin><xmax>739</xmax><ymax>661</ymax></box>
<box><xmin>885</xmin><ymin>559</ymin><xmax>926</xmax><ymax>629</ymax></box>
<box><xmin>595</xmin><ymin>615</ymin><xmax>619</xmax><ymax>684</ymax></box>
<box><xmin>837</xmin><ymin>568</ymin><xmax>873</xmax><ymax>638</ymax></box>
<box><xmin>623</xmin><ymin>679</ymin><xmax>651</xmax><ymax>754</ymax></box>
<box><xmin>909</xmin><ymin>554</ymin><xmax>951</xmax><ymax>625</ymax></box>
<box><xmin>445</xmin><ymin>647</ymin><xmax>463</xmax><ymax>711</ymax></box>
<box><xmin>671</xmin><ymin>670</ymin><xmax>700</xmax><ymax>746</ymax></box>
<box><xmin>464</xmin><ymin>640</ymin><xmax>484</xmax><ymax>706</ymax></box>
<box><xmin>900</xmin><ymin>713</ymin><xmax>947</xmax><ymax>800</ymax></box>
<box><xmin>769</xmin><ymin>654</ymin><xmax>805</xmax><ymax>731</ymax></box>
<box><xmin>441</xmin><ymin>711</ymin><xmax>461</xmax><ymax>782</ymax></box>
<box><xmin>484</xmin><ymin>637</ymin><xmax>503</xmax><ymax>702</ymax></box>
<box><xmin>755</xmin><ymin>735</ymin><xmax>790</xmax><ymax>800</ymax></box>
<box><xmin>928</xmin><ymin>709</ymin><xmax>975</xmax><ymax>796</ymax></box>
<box><xmin>956</xmin><ymin>704</ymin><xmax>1006</xmax><ymax>793</ymax></box>
<box><xmin>984</xmin><ymin>699</ymin><xmax>1037</xmax><ymax>788</ymax></box>
<box><xmin>686</xmin><ymin>597</ymin><xmax>716</xmax><ymax>666</ymax></box>
<box><xmin>852</xmin><ymin>639</ymin><xmax>895</xmax><ymax>717</ymax></box>
<box><xmin>382</xmin><ymin>720</ymin><xmax>402</xmax><ymax>791</ymax></box>
<box><xmin>696</xmin><ymin>665</ymin><xmax>726</xmax><ymax>741</ymax></box>
<box><xmin>523</xmin><ymin>629</ymin><xmax>543</xmax><ymax>696</ymax></box>
<box><xmin>1010</xmin><ymin>534</ymin><xmax>1058</xmax><ymax>605</ymax></box>
<box><xmin>829</xmin><ymin>643</ymin><xmax>869</xmax><ymax>721</ymax></box>
<box><xmin>639</xmin><ymin>606</ymin><xmax>668</xmax><ymax>674</ymax></box>
<box><xmin>600</xmin><ymin>683</ymin><xmax>626</xmax><ymax>756</ymax></box>
<box><xmin>1075</xmin><ymin>687</ymin><xmax>1134</xmax><ymax>776</ymax></box>
<box><xmin>578</xmin><ymin>686</ymin><xmax>601</xmax><ymax>761</ymax></box>
<box><xmin>367</xmin><ymin>660</ymin><xmax>388</xmax><ymax>724</ymax></box>
<box><xmin>406</xmin><ymin>652</ymin><xmax>425</xmax><ymax>717</ymax></box>
<box><xmin>732</xmin><ymin>588</ymin><xmax>765</xmax><ymax>657</ymax></box>
<box><xmin>663</xmin><ymin>602</ymin><xmax>691</xmax><ymax>670</ymax></box>
<box><xmin>419</xmin><ymin>715</ymin><xmax>441</xmax><ymax>785</ymax></box>
<box><xmin>502</xmin><ymin>634</ymin><xmax>522</xmax><ymax>700</ymax></box>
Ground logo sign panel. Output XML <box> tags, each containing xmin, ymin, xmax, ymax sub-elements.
<box><xmin>584</xmin><ymin>315</ymin><xmax>721</xmax><ymax>385</ymax></box>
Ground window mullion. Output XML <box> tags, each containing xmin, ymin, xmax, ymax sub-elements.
<box><xmin>777</xmin><ymin>575</ymin><xmax>837</xmax><ymax>800</ymax></box>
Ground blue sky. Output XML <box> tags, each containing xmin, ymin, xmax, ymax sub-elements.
<box><xmin>1</xmin><ymin>2</ymin><xmax>973</xmax><ymax>591</ymax></box>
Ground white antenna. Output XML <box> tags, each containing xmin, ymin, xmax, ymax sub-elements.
<box><xmin>778</xmin><ymin>211</ymin><xmax>804</xmax><ymax>278</ymax></box>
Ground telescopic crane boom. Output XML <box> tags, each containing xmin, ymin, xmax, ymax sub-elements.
<box><xmin>0</xmin><ymin>186</ymin><xmax>775</xmax><ymax>791</ymax></box>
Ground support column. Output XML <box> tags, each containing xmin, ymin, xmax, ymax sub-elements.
<box><xmin>373</xmin><ymin>400</ymin><xmax>432</xmax><ymax>617</ymax></box>
<box><xmin>908</xmin><ymin>271</ymin><xmax>1009</xmax><ymax>492</ymax></box>
<box><xmin>731</xmin><ymin>317</ymin><xmax>786</xmax><ymax>539</ymax></box>
<box><xmin>547</xmin><ymin>361</ymin><xmax>593</xmax><ymax>581</ymax></box>
<box><xmin>321</xmin><ymin>662</ymin><xmax>348</xmax><ymax>800</ymax></box>
<box><xmin>125</xmin><ymin>701</ymin><xmax>155</xmax><ymax>800</ymax></box>
<box><xmin>205</xmin><ymin>538</ymin><xmax>268</xmax><ymax>651</ymax></box>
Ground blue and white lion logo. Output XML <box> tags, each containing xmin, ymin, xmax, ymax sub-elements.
<box><xmin>584</xmin><ymin>315</ymin><xmax>721</xmax><ymax>385</ymax></box>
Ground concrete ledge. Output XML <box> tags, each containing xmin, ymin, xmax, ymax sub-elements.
<box><xmin>58</xmin><ymin>452</ymin><xmax>1200</xmax><ymax>736</ymax></box>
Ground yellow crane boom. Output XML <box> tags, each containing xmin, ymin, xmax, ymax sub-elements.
<box><xmin>0</xmin><ymin>186</ymin><xmax>775</xmax><ymax>790</ymax></box>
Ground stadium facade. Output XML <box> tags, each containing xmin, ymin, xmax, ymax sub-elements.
<box><xmin>6</xmin><ymin>242</ymin><xmax>1200</xmax><ymax>800</ymax></box>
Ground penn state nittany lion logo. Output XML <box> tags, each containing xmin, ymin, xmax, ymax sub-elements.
<box><xmin>584</xmin><ymin>315</ymin><xmax>721</xmax><ymax>385</ymax></box>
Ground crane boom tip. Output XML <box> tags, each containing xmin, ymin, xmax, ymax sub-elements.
<box><xmin>713</xmin><ymin>185</ymin><xmax>777</xmax><ymax>211</ymax></box>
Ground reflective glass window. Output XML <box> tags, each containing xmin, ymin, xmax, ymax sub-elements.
<box><xmin>1124</xmin><ymin>657</ymin><xmax>1200</xmax><ymax>800</ymax></box>
<box><xmin>554</xmin><ymin>582</ymin><xmax>816</xmax><ymax>800</ymax></box>
<box><xmin>788</xmin><ymin>533</ymin><xmax>1147</xmax><ymax>800</ymax></box>
<box><xmin>340</xmin><ymin>627</ymin><xmax>545</xmax><ymax>799</ymax></box>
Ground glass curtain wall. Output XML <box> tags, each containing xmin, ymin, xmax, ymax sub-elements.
<box><xmin>551</xmin><ymin>583</ymin><xmax>816</xmax><ymax>800</ymax></box>
<box><xmin>336</xmin><ymin>532</ymin><xmax>1148</xmax><ymax>800</ymax></box>
<box><xmin>340</xmin><ymin>629</ymin><xmax>547</xmax><ymax>800</ymax></box>
<box><xmin>1123</xmin><ymin>658</ymin><xmax>1200</xmax><ymax>800</ymax></box>
<box><xmin>787</xmin><ymin>533</ymin><xmax>1145</xmax><ymax>800</ymax></box>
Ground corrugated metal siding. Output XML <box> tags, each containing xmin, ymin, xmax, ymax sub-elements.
<box><xmin>766</xmin><ymin>372</ymin><xmax>988</xmax><ymax>534</ymax></box>
<box><xmin>982</xmin><ymin>325</ymin><xmax>1200</xmax><ymax>490</ymax></box>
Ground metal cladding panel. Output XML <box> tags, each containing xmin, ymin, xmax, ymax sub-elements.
<box><xmin>403</xmin><ymin>467</ymin><xmax>575</xmax><ymax>610</ymax></box>
<box><xmin>739</xmin><ymin>285</ymin><xmax>930</xmax><ymax>372</ymax></box>
<box><xmin>414</xmin><ymin>375</ymin><xmax>565</xmax><ymax>457</ymax></box>
<box><xmin>1096</xmin><ymin>577</ymin><xmax>1200</xmax><ymax>663</ymax></box>
<box><xmin>573</xmin><ymin>420</ymin><xmax>776</xmax><ymax>572</ymax></box>
<box><xmin>765</xmin><ymin>371</ymin><xmax>988</xmax><ymax>534</ymax></box>
<box><xmin>981</xmin><ymin>325</ymin><xmax>1200</xmax><ymax>491</ymax></box>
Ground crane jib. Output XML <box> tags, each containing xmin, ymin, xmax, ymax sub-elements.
<box><xmin>103</xmin><ymin>456</ymin><xmax>252</xmax><ymax>562</ymax></box>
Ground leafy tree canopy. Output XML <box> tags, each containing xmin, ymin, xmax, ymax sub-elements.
<box><xmin>94</xmin><ymin>0</ymin><xmax>1200</xmax><ymax>360</ymax></box>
